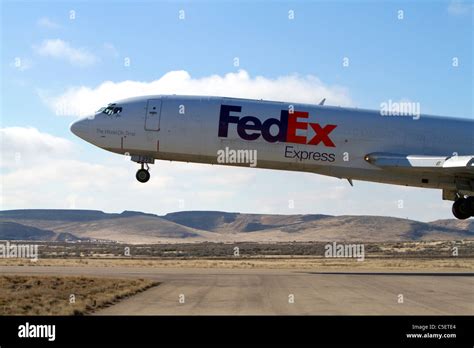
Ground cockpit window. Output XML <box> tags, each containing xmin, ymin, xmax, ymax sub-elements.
<box><xmin>96</xmin><ymin>104</ymin><xmax>122</xmax><ymax>116</ymax></box>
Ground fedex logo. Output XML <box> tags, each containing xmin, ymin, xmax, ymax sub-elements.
<box><xmin>218</xmin><ymin>105</ymin><xmax>337</xmax><ymax>147</ymax></box>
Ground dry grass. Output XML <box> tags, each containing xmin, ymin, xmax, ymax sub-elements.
<box><xmin>0</xmin><ymin>275</ymin><xmax>158</xmax><ymax>315</ymax></box>
<box><xmin>0</xmin><ymin>256</ymin><xmax>472</xmax><ymax>272</ymax></box>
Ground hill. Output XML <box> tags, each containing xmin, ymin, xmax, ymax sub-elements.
<box><xmin>0</xmin><ymin>209</ymin><xmax>472</xmax><ymax>244</ymax></box>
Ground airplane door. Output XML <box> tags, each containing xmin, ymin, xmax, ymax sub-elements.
<box><xmin>145</xmin><ymin>99</ymin><xmax>162</xmax><ymax>131</ymax></box>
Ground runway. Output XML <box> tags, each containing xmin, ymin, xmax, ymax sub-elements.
<box><xmin>1</xmin><ymin>266</ymin><xmax>472</xmax><ymax>315</ymax></box>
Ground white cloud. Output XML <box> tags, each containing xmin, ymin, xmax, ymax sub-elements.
<box><xmin>37</xmin><ymin>17</ymin><xmax>60</xmax><ymax>29</ymax></box>
<box><xmin>34</xmin><ymin>39</ymin><xmax>98</xmax><ymax>67</ymax></box>
<box><xmin>1</xmin><ymin>159</ymin><xmax>126</xmax><ymax>209</ymax></box>
<box><xmin>448</xmin><ymin>0</ymin><xmax>471</xmax><ymax>15</ymax></box>
<box><xmin>0</xmin><ymin>127</ymin><xmax>75</xmax><ymax>169</ymax></box>
<box><xmin>41</xmin><ymin>70</ymin><xmax>353</xmax><ymax>117</ymax></box>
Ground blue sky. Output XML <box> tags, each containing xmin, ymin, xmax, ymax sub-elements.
<box><xmin>1</xmin><ymin>0</ymin><xmax>472</xmax><ymax>221</ymax></box>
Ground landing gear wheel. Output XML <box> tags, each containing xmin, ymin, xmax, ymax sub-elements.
<box><xmin>452</xmin><ymin>198</ymin><xmax>471</xmax><ymax>220</ymax></box>
<box><xmin>136</xmin><ymin>168</ymin><xmax>150</xmax><ymax>183</ymax></box>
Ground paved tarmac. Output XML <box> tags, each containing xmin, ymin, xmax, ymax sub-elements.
<box><xmin>1</xmin><ymin>266</ymin><xmax>472</xmax><ymax>315</ymax></box>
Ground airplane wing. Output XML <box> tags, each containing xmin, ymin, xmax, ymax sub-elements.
<box><xmin>364</xmin><ymin>152</ymin><xmax>474</xmax><ymax>177</ymax></box>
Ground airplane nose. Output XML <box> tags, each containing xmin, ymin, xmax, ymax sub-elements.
<box><xmin>70</xmin><ymin>118</ymin><xmax>90</xmax><ymax>139</ymax></box>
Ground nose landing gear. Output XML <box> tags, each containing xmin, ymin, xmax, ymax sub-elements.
<box><xmin>136</xmin><ymin>163</ymin><xmax>150</xmax><ymax>183</ymax></box>
<box><xmin>452</xmin><ymin>196</ymin><xmax>474</xmax><ymax>220</ymax></box>
<box><xmin>130</xmin><ymin>155</ymin><xmax>154</xmax><ymax>183</ymax></box>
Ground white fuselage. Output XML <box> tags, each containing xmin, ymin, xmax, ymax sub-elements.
<box><xmin>71</xmin><ymin>95</ymin><xmax>474</xmax><ymax>192</ymax></box>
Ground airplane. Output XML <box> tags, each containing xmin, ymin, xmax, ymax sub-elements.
<box><xmin>70</xmin><ymin>95</ymin><xmax>474</xmax><ymax>219</ymax></box>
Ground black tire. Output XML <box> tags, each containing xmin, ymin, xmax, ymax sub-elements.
<box><xmin>136</xmin><ymin>169</ymin><xmax>150</xmax><ymax>183</ymax></box>
<box><xmin>452</xmin><ymin>198</ymin><xmax>471</xmax><ymax>220</ymax></box>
